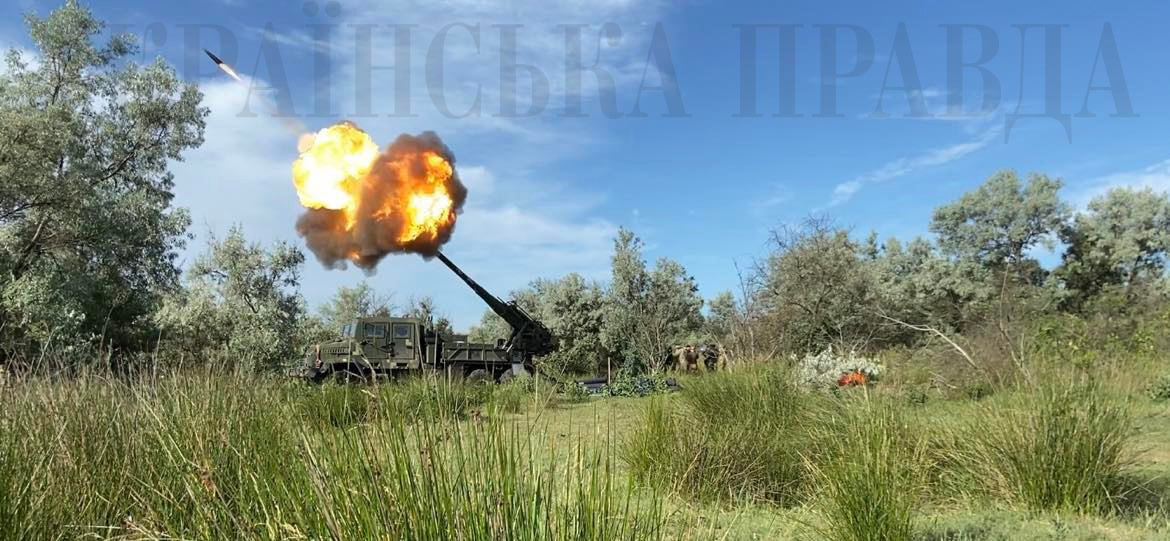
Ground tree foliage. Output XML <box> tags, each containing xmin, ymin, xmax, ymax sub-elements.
<box><xmin>601</xmin><ymin>229</ymin><xmax>703</xmax><ymax>371</ymax></box>
<box><xmin>155</xmin><ymin>227</ymin><xmax>307</xmax><ymax>372</ymax></box>
<box><xmin>404</xmin><ymin>295</ymin><xmax>455</xmax><ymax>341</ymax></box>
<box><xmin>755</xmin><ymin>218</ymin><xmax>885</xmax><ymax>353</ymax></box>
<box><xmin>0</xmin><ymin>1</ymin><xmax>206</xmax><ymax>360</ymax></box>
<box><xmin>1058</xmin><ymin>187</ymin><xmax>1170</xmax><ymax>308</ymax></box>
<box><xmin>468</xmin><ymin>274</ymin><xmax>606</xmax><ymax>375</ymax></box>
<box><xmin>318</xmin><ymin>281</ymin><xmax>394</xmax><ymax>332</ymax></box>
<box><xmin>931</xmin><ymin>171</ymin><xmax>1068</xmax><ymax>278</ymax></box>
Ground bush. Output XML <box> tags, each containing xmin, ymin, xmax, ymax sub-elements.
<box><xmin>558</xmin><ymin>380</ymin><xmax>592</xmax><ymax>404</ymax></box>
<box><xmin>622</xmin><ymin>365</ymin><xmax>811</xmax><ymax>504</ymax></box>
<box><xmin>1147</xmin><ymin>375</ymin><xmax>1170</xmax><ymax>402</ymax></box>
<box><xmin>489</xmin><ymin>374</ymin><xmax>556</xmax><ymax>413</ymax></box>
<box><xmin>905</xmin><ymin>388</ymin><xmax>929</xmax><ymax>406</ymax></box>
<box><xmin>957</xmin><ymin>381</ymin><xmax>1134</xmax><ymax>514</ymax></box>
<box><xmin>794</xmin><ymin>347</ymin><xmax>883</xmax><ymax>389</ymax></box>
<box><xmin>604</xmin><ymin>369</ymin><xmax>671</xmax><ymax>397</ymax></box>
<box><xmin>805</xmin><ymin>399</ymin><xmax>926</xmax><ymax>541</ymax></box>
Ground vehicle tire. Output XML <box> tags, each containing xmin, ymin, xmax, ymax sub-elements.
<box><xmin>466</xmin><ymin>368</ymin><xmax>491</xmax><ymax>385</ymax></box>
<box><xmin>336</xmin><ymin>369</ymin><xmax>369</xmax><ymax>384</ymax></box>
<box><xmin>497</xmin><ymin>368</ymin><xmax>516</xmax><ymax>384</ymax></box>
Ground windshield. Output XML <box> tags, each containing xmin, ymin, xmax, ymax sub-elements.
<box><xmin>340</xmin><ymin>323</ymin><xmax>355</xmax><ymax>337</ymax></box>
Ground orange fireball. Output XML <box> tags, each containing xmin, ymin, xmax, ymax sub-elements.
<box><xmin>378</xmin><ymin>151</ymin><xmax>456</xmax><ymax>244</ymax></box>
<box><xmin>291</xmin><ymin>123</ymin><xmax>465</xmax><ymax>269</ymax></box>
<box><xmin>291</xmin><ymin>122</ymin><xmax>378</xmax><ymax>230</ymax></box>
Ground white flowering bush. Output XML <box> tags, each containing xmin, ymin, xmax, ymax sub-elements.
<box><xmin>794</xmin><ymin>347</ymin><xmax>883</xmax><ymax>389</ymax></box>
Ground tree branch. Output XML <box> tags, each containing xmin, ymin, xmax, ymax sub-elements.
<box><xmin>873</xmin><ymin>310</ymin><xmax>982</xmax><ymax>374</ymax></box>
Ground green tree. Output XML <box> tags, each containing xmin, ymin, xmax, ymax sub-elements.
<box><xmin>930</xmin><ymin>171</ymin><xmax>1068</xmax><ymax>280</ymax></box>
<box><xmin>1058</xmin><ymin>187</ymin><xmax>1170</xmax><ymax>307</ymax></box>
<box><xmin>404</xmin><ymin>295</ymin><xmax>455</xmax><ymax>341</ymax></box>
<box><xmin>0</xmin><ymin>1</ymin><xmax>206</xmax><ymax>360</ymax></box>
<box><xmin>705</xmin><ymin>291</ymin><xmax>738</xmax><ymax>341</ymax></box>
<box><xmin>756</xmin><ymin>218</ymin><xmax>883</xmax><ymax>353</ymax></box>
<box><xmin>599</xmin><ymin>229</ymin><xmax>647</xmax><ymax>366</ymax></box>
<box><xmin>871</xmin><ymin>236</ymin><xmax>995</xmax><ymax>331</ymax></box>
<box><xmin>468</xmin><ymin>309</ymin><xmax>510</xmax><ymax>344</ymax></box>
<box><xmin>318</xmin><ymin>281</ymin><xmax>394</xmax><ymax>332</ymax></box>
<box><xmin>601</xmin><ymin>229</ymin><xmax>703</xmax><ymax>371</ymax></box>
<box><xmin>155</xmin><ymin>227</ymin><xmax>307</xmax><ymax>372</ymax></box>
<box><xmin>468</xmin><ymin>274</ymin><xmax>606</xmax><ymax>375</ymax></box>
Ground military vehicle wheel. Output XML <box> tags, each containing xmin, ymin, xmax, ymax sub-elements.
<box><xmin>497</xmin><ymin>369</ymin><xmax>516</xmax><ymax>384</ymax></box>
<box><xmin>306</xmin><ymin>369</ymin><xmax>331</xmax><ymax>384</ymax></box>
<box><xmin>336</xmin><ymin>369</ymin><xmax>370</xmax><ymax>384</ymax></box>
<box><xmin>466</xmin><ymin>368</ymin><xmax>491</xmax><ymax>385</ymax></box>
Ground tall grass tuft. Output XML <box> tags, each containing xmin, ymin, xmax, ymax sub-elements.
<box><xmin>622</xmin><ymin>365</ymin><xmax>811</xmax><ymax>505</ymax></box>
<box><xmin>804</xmin><ymin>397</ymin><xmax>926</xmax><ymax>541</ymax></box>
<box><xmin>0</xmin><ymin>372</ymin><xmax>662</xmax><ymax>540</ymax></box>
<box><xmin>957</xmin><ymin>381</ymin><xmax>1134</xmax><ymax>514</ymax></box>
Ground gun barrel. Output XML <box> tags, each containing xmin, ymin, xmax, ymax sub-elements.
<box><xmin>434</xmin><ymin>252</ymin><xmax>511</xmax><ymax>321</ymax></box>
<box><xmin>434</xmin><ymin>251</ymin><xmax>556</xmax><ymax>359</ymax></box>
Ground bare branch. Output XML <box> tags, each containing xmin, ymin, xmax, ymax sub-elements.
<box><xmin>873</xmin><ymin>309</ymin><xmax>983</xmax><ymax>374</ymax></box>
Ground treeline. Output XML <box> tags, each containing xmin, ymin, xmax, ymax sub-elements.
<box><xmin>2</xmin><ymin>3</ymin><xmax>1168</xmax><ymax>377</ymax></box>
<box><xmin>467</xmin><ymin>171</ymin><xmax>1170</xmax><ymax>377</ymax></box>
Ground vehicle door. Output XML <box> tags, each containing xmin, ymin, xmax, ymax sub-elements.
<box><xmin>390</xmin><ymin>322</ymin><xmax>418</xmax><ymax>367</ymax></box>
<box><xmin>360</xmin><ymin>322</ymin><xmax>390</xmax><ymax>363</ymax></box>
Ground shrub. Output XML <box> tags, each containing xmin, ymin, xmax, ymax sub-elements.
<box><xmin>558</xmin><ymin>380</ymin><xmax>592</xmax><ymax>404</ymax></box>
<box><xmin>804</xmin><ymin>399</ymin><xmax>926</xmax><ymax>541</ymax></box>
<box><xmin>489</xmin><ymin>374</ymin><xmax>556</xmax><ymax>413</ymax></box>
<box><xmin>604</xmin><ymin>369</ymin><xmax>671</xmax><ymax>397</ymax></box>
<box><xmin>957</xmin><ymin>381</ymin><xmax>1134</xmax><ymax>514</ymax></box>
<box><xmin>794</xmin><ymin>347</ymin><xmax>883</xmax><ymax>389</ymax></box>
<box><xmin>1147</xmin><ymin>375</ymin><xmax>1170</xmax><ymax>402</ymax></box>
<box><xmin>622</xmin><ymin>365</ymin><xmax>811</xmax><ymax>504</ymax></box>
<box><xmin>905</xmin><ymin>388</ymin><xmax>929</xmax><ymax>406</ymax></box>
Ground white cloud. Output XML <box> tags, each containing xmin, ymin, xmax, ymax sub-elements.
<box><xmin>169</xmin><ymin>79</ymin><xmax>303</xmax><ymax>252</ymax></box>
<box><xmin>825</xmin><ymin>124</ymin><xmax>1001</xmax><ymax>207</ymax></box>
<box><xmin>280</xmin><ymin>0</ymin><xmax>659</xmax><ymax>146</ymax></box>
<box><xmin>0</xmin><ymin>46</ymin><xmax>39</xmax><ymax>75</ymax></box>
<box><xmin>1067</xmin><ymin>159</ymin><xmax>1170</xmax><ymax>208</ymax></box>
<box><xmin>457</xmin><ymin>165</ymin><xmax>495</xmax><ymax>196</ymax></box>
<box><xmin>753</xmin><ymin>183</ymin><xmax>793</xmax><ymax>211</ymax></box>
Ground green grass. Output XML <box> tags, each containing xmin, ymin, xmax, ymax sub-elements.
<box><xmin>804</xmin><ymin>396</ymin><xmax>927</xmax><ymax>541</ymax></box>
<box><xmin>3</xmin><ymin>355</ymin><xmax>1168</xmax><ymax>540</ymax></box>
<box><xmin>621</xmin><ymin>365</ymin><xmax>811</xmax><ymax>505</ymax></box>
<box><xmin>949</xmin><ymin>380</ymin><xmax>1135</xmax><ymax>514</ymax></box>
<box><xmin>0</xmin><ymin>373</ymin><xmax>661</xmax><ymax>540</ymax></box>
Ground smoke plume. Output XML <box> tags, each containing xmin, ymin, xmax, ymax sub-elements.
<box><xmin>293</xmin><ymin>129</ymin><xmax>468</xmax><ymax>271</ymax></box>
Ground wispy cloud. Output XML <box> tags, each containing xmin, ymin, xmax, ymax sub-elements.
<box><xmin>863</xmin><ymin>86</ymin><xmax>1001</xmax><ymax>131</ymax></box>
<box><xmin>824</xmin><ymin>124</ymin><xmax>1002</xmax><ymax>208</ymax></box>
<box><xmin>1067</xmin><ymin>159</ymin><xmax>1170</xmax><ymax>208</ymax></box>
<box><xmin>753</xmin><ymin>182</ymin><xmax>792</xmax><ymax>212</ymax></box>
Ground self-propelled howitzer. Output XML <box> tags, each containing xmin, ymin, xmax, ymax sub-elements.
<box><xmin>300</xmin><ymin>253</ymin><xmax>557</xmax><ymax>384</ymax></box>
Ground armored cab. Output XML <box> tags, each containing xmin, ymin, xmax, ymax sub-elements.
<box><xmin>304</xmin><ymin>317</ymin><xmax>440</xmax><ymax>382</ymax></box>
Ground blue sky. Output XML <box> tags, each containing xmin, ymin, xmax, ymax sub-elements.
<box><xmin>4</xmin><ymin>0</ymin><xmax>1169</xmax><ymax>330</ymax></box>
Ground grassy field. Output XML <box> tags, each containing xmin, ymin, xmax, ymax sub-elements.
<box><xmin>1</xmin><ymin>362</ymin><xmax>1168</xmax><ymax>540</ymax></box>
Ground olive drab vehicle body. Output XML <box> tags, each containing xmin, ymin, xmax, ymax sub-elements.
<box><xmin>303</xmin><ymin>316</ymin><xmax>531</xmax><ymax>383</ymax></box>
<box><xmin>302</xmin><ymin>252</ymin><xmax>556</xmax><ymax>383</ymax></box>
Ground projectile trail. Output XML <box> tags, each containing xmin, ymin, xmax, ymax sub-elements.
<box><xmin>204</xmin><ymin>48</ymin><xmax>243</xmax><ymax>83</ymax></box>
